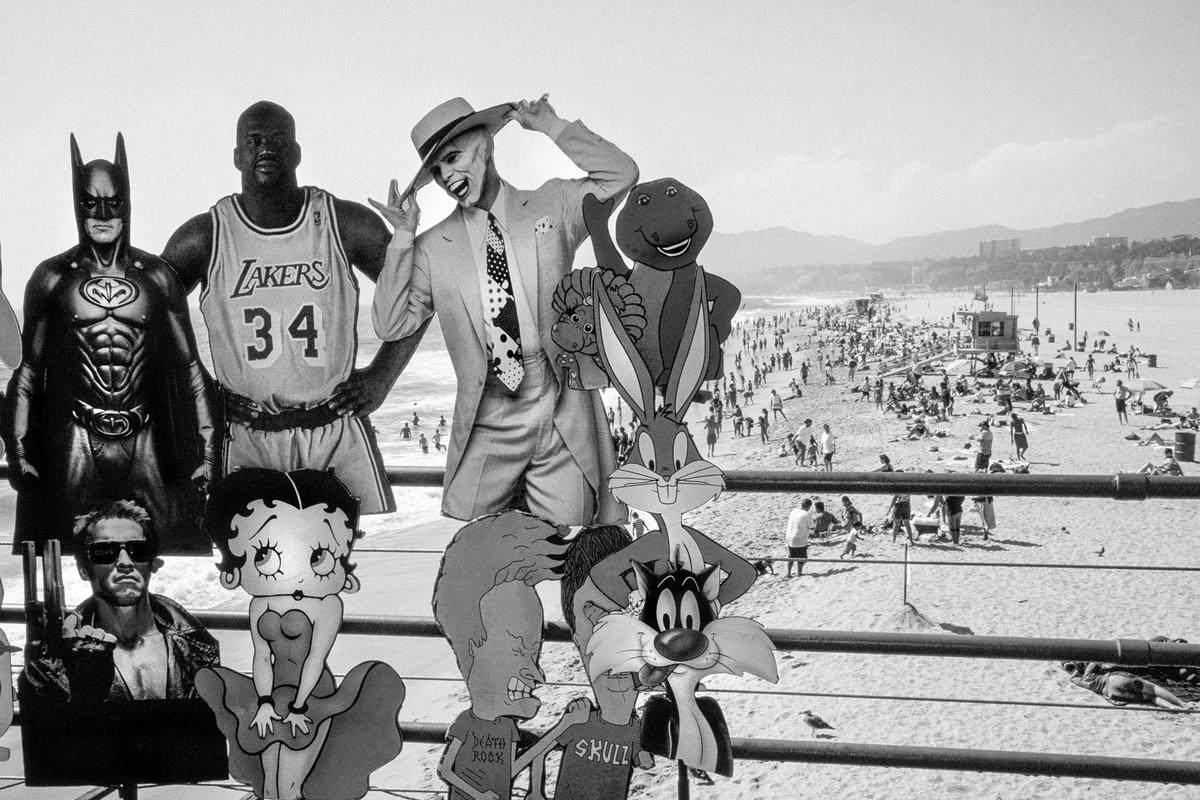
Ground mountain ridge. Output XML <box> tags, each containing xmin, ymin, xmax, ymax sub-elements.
<box><xmin>703</xmin><ymin>198</ymin><xmax>1200</xmax><ymax>276</ymax></box>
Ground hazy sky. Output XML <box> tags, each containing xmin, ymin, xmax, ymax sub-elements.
<box><xmin>2</xmin><ymin>1</ymin><xmax>1199</xmax><ymax>290</ymax></box>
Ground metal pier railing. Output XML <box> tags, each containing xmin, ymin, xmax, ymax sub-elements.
<box><xmin>3</xmin><ymin>464</ymin><xmax>1200</xmax><ymax>797</ymax></box>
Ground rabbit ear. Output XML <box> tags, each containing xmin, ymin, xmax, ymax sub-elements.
<box><xmin>593</xmin><ymin>270</ymin><xmax>655</xmax><ymax>421</ymax></box>
<box><xmin>665</xmin><ymin>274</ymin><xmax>711</xmax><ymax>416</ymax></box>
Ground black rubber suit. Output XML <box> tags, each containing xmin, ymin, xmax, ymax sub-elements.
<box><xmin>2</xmin><ymin>134</ymin><xmax>218</xmax><ymax>554</ymax></box>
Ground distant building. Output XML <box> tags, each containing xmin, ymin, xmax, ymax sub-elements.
<box><xmin>1091</xmin><ymin>235</ymin><xmax>1128</xmax><ymax>249</ymax></box>
<box><xmin>979</xmin><ymin>238</ymin><xmax>1021</xmax><ymax>259</ymax></box>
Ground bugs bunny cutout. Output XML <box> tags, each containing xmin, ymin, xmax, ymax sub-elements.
<box><xmin>588</xmin><ymin>271</ymin><xmax>776</xmax><ymax>777</ymax></box>
<box><xmin>593</xmin><ymin>272</ymin><xmax>718</xmax><ymax>572</ymax></box>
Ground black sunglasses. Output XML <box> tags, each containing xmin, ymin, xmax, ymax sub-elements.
<box><xmin>86</xmin><ymin>541</ymin><xmax>156</xmax><ymax>564</ymax></box>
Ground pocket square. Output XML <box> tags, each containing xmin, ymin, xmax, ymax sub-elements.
<box><xmin>534</xmin><ymin>216</ymin><xmax>553</xmax><ymax>237</ymax></box>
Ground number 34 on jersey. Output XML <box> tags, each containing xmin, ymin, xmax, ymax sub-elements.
<box><xmin>242</xmin><ymin>303</ymin><xmax>326</xmax><ymax>367</ymax></box>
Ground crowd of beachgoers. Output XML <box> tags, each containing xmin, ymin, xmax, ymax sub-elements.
<box><xmin>581</xmin><ymin>294</ymin><xmax>1200</xmax><ymax>798</ymax></box>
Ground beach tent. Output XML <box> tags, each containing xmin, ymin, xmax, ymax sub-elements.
<box><xmin>941</xmin><ymin>358</ymin><xmax>974</xmax><ymax>374</ymax></box>
<box><xmin>996</xmin><ymin>361</ymin><xmax>1030</xmax><ymax>377</ymax></box>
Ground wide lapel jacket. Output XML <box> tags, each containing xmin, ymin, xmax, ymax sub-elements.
<box><xmin>396</xmin><ymin>119</ymin><xmax>637</xmax><ymax>524</ymax></box>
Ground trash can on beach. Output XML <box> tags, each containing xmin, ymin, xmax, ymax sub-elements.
<box><xmin>1176</xmin><ymin>430</ymin><xmax>1196</xmax><ymax>462</ymax></box>
<box><xmin>1146</xmin><ymin>354</ymin><xmax>1158</xmax><ymax>368</ymax></box>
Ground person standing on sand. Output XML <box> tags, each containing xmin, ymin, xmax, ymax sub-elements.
<box><xmin>1010</xmin><ymin>413</ymin><xmax>1029</xmax><ymax>460</ymax></box>
<box><xmin>1114</xmin><ymin>380</ymin><xmax>1131</xmax><ymax>425</ymax></box>
<box><xmin>703</xmin><ymin>414</ymin><xmax>718</xmax><ymax>458</ymax></box>
<box><xmin>819</xmin><ymin>423</ymin><xmax>836</xmax><ymax>471</ymax></box>
<box><xmin>840</xmin><ymin>522</ymin><xmax>864</xmax><ymax>559</ymax></box>
<box><xmin>770</xmin><ymin>389</ymin><xmax>787</xmax><ymax>422</ymax></box>
<box><xmin>784</xmin><ymin>498</ymin><xmax>814</xmax><ymax>579</ymax></box>
<box><xmin>839</xmin><ymin>495</ymin><xmax>863</xmax><ymax>531</ymax></box>
<box><xmin>975</xmin><ymin>420</ymin><xmax>993</xmax><ymax>472</ymax></box>
<box><xmin>1086</xmin><ymin>354</ymin><xmax>1095</xmax><ymax>380</ymax></box>
<box><xmin>945</xmin><ymin>494</ymin><xmax>965</xmax><ymax>545</ymax></box>
<box><xmin>887</xmin><ymin>475</ymin><xmax>915</xmax><ymax>544</ymax></box>
<box><xmin>759</xmin><ymin>409</ymin><xmax>770</xmax><ymax>444</ymax></box>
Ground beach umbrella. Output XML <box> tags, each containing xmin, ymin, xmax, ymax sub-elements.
<box><xmin>1182</xmin><ymin>378</ymin><xmax>1200</xmax><ymax>404</ymax></box>
<box><xmin>1096</xmin><ymin>330</ymin><xmax>1111</xmax><ymax>336</ymax></box>
<box><xmin>1125</xmin><ymin>378</ymin><xmax>1168</xmax><ymax>393</ymax></box>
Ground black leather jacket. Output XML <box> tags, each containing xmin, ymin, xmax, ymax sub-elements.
<box><xmin>21</xmin><ymin>593</ymin><xmax>219</xmax><ymax>702</ymax></box>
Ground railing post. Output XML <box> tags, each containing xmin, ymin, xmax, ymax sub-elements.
<box><xmin>902</xmin><ymin>542</ymin><xmax>910</xmax><ymax>607</ymax></box>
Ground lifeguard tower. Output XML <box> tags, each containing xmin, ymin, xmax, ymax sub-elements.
<box><xmin>957</xmin><ymin>310</ymin><xmax>1020</xmax><ymax>355</ymax></box>
<box><xmin>851</xmin><ymin>295</ymin><xmax>883</xmax><ymax>320</ymax></box>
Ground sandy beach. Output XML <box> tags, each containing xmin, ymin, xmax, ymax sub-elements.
<box><xmin>598</xmin><ymin>288</ymin><xmax>1200</xmax><ymax>800</ymax></box>
<box><xmin>3</xmin><ymin>288</ymin><xmax>1200</xmax><ymax>799</ymax></box>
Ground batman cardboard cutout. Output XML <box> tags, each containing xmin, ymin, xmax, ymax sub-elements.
<box><xmin>2</xmin><ymin>134</ymin><xmax>219</xmax><ymax>555</ymax></box>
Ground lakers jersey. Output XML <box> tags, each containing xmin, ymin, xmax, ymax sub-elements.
<box><xmin>201</xmin><ymin>187</ymin><xmax>358</xmax><ymax>411</ymax></box>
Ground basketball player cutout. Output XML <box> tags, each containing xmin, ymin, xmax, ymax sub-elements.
<box><xmin>162</xmin><ymin>101</ymin><xmax>427</xmax><ymax>514</ymax></box>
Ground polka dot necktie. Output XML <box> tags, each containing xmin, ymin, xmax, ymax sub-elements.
<box><xmin>484</xmin><ymin>213</ymin><xmax>524</xmax><ymax>392</ymax></box>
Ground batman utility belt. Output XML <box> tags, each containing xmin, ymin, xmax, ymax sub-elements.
<box><xmin>71</xmin><ymin>400</ymin><xmax>150</xmax><ymax>438</ymax></box>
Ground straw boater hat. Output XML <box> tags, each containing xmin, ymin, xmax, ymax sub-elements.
<box><xmin>402</xmin><ymin>97</ymin><xmax>515</xmax><ymax>198</ymax></box>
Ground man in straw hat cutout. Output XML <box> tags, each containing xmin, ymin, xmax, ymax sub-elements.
<box><xmin>372</xmin><ymin>95</ymin><xmax>638</xmax><ymax>526</ymax></box>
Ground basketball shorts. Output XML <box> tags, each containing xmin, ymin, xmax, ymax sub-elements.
<box><xmin>223</xmin><ymin>415</ymin><xmax>395</xmax><ymax>514</ymax></box>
